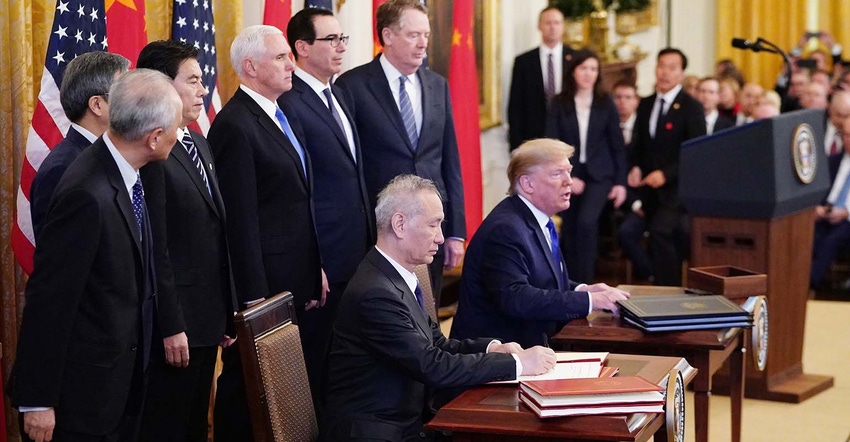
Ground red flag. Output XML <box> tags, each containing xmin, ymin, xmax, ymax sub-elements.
<box><xmin>105</xmin><ymin>0</ymin><xmax>147</xmax><ymax>66</ymax></box>
<box><xmin>264</xmin><ymin>0</ymin><xmax>292</xmax><ymax>33</ymax></box>
<box><xmin>373</xmin><ymin>0</ymin><xmax>386</xmax><ymax>56</ymax></box>
<box><xmin>448</xmin><ymin>1</ymin><xmax>482</xmax><ymax>237</ymax></box>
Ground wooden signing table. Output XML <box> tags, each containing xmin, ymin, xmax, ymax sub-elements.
<box><xmin>550</xmin><ymin>286</ymin><xmax>746</xmax><ymax>442</ymax></box>
<box><xmin>426</xmin><ymin>353</ymin><xmax>696</xmax><ymax>442</ymax></box>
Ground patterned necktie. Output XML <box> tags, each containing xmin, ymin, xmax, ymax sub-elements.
<box><xmin>414</xmin><ymin>283</ymin><xmax>426</xmax><ymax>313</ymax></box>
<box><xmin>546</xmin><ymin>52</ymin><xmax>556</xmax><ymax>102</ymax></box>
<box><xmin>653</xmin><ymin>97</ymin><xmax>666</xmax><ymax>139</ymax></box>
<box><xmin>398</xmin><ymin>76</ymin><xmax>419</xmax><ymax>149</ymax></box>
<box><xmin>274</xmin><ymin>107</ymin><xmax>307</xmax><ymax>178</ymax></box>
<box><xmin>132</xmin><ymin>174</ymin><xmax>144</xmax><ymax>240</ymax></box>
<box><xmin>546</xmin><ymin>219</ymin><xmax>564</xmax><ymax>287</ymax></box>
<box><xmin>181</xmin><ymin>132</ymin><xmax>211</xmax><ymax>196</ymax></box>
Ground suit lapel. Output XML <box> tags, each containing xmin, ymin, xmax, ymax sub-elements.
<box><xmin>511</xmin><ymin>196</ymin><xmax>564</xmax><ymax>291</ymax></box>
<box><xmin>95</xmin><ymin>141</ymin><xmax>144</xmax><ymax>258</ymax></box>
<box><xmin>171</xmin><ymin>135</ymin><xmax>220</xmax><ymax>217</ymax></box>
<box><xmin>293</xmin><ymin>77</ymin><xmax>355</xmax><ymax>164</ymax></box>
<box><xmin>417</xmin><ymin>69</ymin><xmax>436</xmax><ymax>156</ymax></box>
<box><xmin>235</xmin><ymin>89</ymin><xmax>309</xmax><ymax>190</ymax></box>
<box><xmin>369</xmin><ymin>249</ymin><xmax>431</xmax><ymax>338</ymax></box>
<box><xmin>367</xmin><ymin>57</ymin><xmax>416</xmax><ymax>153</ymax></box>
<box><xmin>531</xmin><ymin>48</ymin><xmax>545</xmax><ymax>99</ymax></box>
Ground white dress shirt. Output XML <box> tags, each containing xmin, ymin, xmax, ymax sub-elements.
<box><xmin>825</xmin><ymin>121</ymin><xmax>843</xmax><ymax>156</ymax></box>
<box><xmin>379</xmin><ymin>54</ymin><xmax>423</xmax><ymax>135</ymax></box>
<box><xmin>649</xmin><ymin>84</ymin><xmax>682</xmax><ymax>139</ymax></box>
<box><xmin>705</xmin><ymin>109</ymin><xmax>719</xmax><ymax>135</ymax></box>
<box><xmin>539</xmin><ymin>44</ymin><xmax>564</xmax><ymax>96</ymax></box>
<box><xmin>294</xmin><ymin>67</ymin><xmax>357</xmax><ymax>162</ymax></box>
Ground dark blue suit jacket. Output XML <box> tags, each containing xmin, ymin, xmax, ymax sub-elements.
<box><xmin>450</xmin><ymin>195</ymin><xmax>590</xmax><ymax>348</ymax></box>
<box><xmin>278</xmin><ymin>75</ymin><xmax>374</xmax><ymax>286</ymax></box>
<box><xmin>322</xmin><ymin>248</ymin><xmax>515</xmax><ymax>441</ymax></box>
<box><xmin>30</xmin><ymin>126</ymin><xmax>93</xmax><ymax>240</ymax></box>
<box><xmin>335</xmin><ymin>56</ymin><xmax>466</xmax><ymax>239</ymax></box>
<box><xmin>14</xmin><ymin>138</ymin><xmax>154</xmax><ymax>435</ymax></box>
<box><xmin>545</xmin><ymin>96</ymin><xmax>627</xmax><ymax>186</ymax></box>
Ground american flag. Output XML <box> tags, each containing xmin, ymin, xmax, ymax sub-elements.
<box><xmin>12</xmin><ymin>0</ymin><xmax>108</xmax><ymax>275</ymax></box>
<box><xmin>173</xmin><ymin>0</ymin><xmax>221</xmax><ymax>134</ymax></box>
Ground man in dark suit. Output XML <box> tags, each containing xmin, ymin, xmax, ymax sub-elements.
<box><xmin>335</xmin><ymin>0</ymin><xmax>465</xmax><ymax>305</ymax></box>
<box><xmin>29</xmin><ymin>51</ymin><xmax>130</xmax><ymax>240</ymax></box>
<box><xmin>507</xmin><ymin>6</ymin><xmax>574</xmax><ymax>151</ymax></box>
<box><xmin>811</xmin><ymin>91</ymin><xmax>850</xmax><ymax>288</ymax></box>
<box><xmin>628</xmin><ymin>48</ymin><xmax>706</xmax><ymax>286</ymax></box>
<box><xmin>697</xmin><ymin>77</ymin><xmax>735</xmax><ymax>135</ymax></box>
<box><xmin>13</xmin><ymin>69</ymin><xmax>182</xmax><ymax>442</ymax></box>
<box><xmin>135</xmin><ymin>40</ymin><xmax>238</xmax><ymax>442</ymax></box>
<box><xmin>209</xmin><ymin>25</ymin><xmax>325</xmax><ymax>442</ymax></box>
<box><xmin>278</xmin><ymin>8</ymin><xmax>375</xmax><ymax>411</ymax></box>
<box><xmin>451</xmin><ymin>139</ymin><xmax>629</xmax><ymax>348</ymax></box>
<box><xmin>322</xmin><ymin>174</ymin><xmax>555</xmax><ymax>441</ymax></box>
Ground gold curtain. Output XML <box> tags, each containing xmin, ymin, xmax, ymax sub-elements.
<box><xmin>0</xmin><ymin>1</ymin><xmax>242</xmax><ymax>439</ymax></box>
<box><xmin>716</xmin><ymin>0</ymin><xmax>850</xmax><ymax>88</ymax></box>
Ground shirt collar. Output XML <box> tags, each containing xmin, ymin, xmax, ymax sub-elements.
<box><xmin>70</xmin><ymin>123</ymin><xmax>98</xmax><ymax>143</ymax></box>
<box><xmin>294</xmin><ymin>67</ymin><xmax>331</xmax><ymax>95</ymax></box>
<box><xmin>623</xmin><ymin>113</ymin><xmax>636</xmax><ymax>129</ymax></box>
<box><xmin>540</xmin><ymin>43</ymin><xmax>563</xmax><ymax>58</ymax></box>
<box><xmin>656</xmin><ymin>84</ymin><xmax>683</xmax><ymax>104</ymax></box>
<box><xmin>375</xmin><ymin>246</ymin><xmax>419</xmax><ymax>294</ymax></box>
<box><xmin>379</xmin><ymin>53</ymin><xmax>418</xmax><ymax>88</ymax></box>
<box><xmin>517</xmin><ymin>194</ymin><xmax>551</xmax><ymax>231</ymax></box>
<box><xmin>240</xmin><ymin>84</ymin><xmax>280</xmax><ymax>121</ymax></box>
<box><xmin>102</xmin><ymin>132</ymin><xmax>139</xmax><ymax>191</ymax></box>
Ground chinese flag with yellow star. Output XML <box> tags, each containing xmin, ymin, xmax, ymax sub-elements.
<box><xmin>106</xmin><ymin>0</ymin><xmax>147</xmax><ymax>65</ymax></box>
<box><xmin>448</xmin><ymin>0</ymin><xmax>482</xmax><ymax>236</ymax></box>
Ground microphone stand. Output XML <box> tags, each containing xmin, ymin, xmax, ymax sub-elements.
<box><xmin>753</xmin><ymin>37</ymin><xmax>794</xmax><ymax>85</ymax></box>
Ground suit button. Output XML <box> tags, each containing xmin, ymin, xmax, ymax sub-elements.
<box><xmin>418</xmin><ymin>432</ymin><xmax>426</xmax><ymax>439</ymax></box>
<box><xmin>130</xmin><ymin>345</ymin><xmax>137</xmax><ymax>351</ymax></box>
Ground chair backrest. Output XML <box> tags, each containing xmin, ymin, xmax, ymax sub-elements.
<box><xmin>413</xmin><ymin>264</ymin><xmax>439</xmax><ymax>323</ymax></box>
<box><xmin>234</xmin><ymin>292</ymin><xmax>318</xmax><ymax>442</ymax></box>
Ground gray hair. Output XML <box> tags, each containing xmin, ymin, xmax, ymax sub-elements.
<box><xmin>375</xmin><ymin>174</ymin><xmax>441</xmax><ymax>234</ymax></box>
<box><xmin>230</xmin><ymin>25</ymin><xmax>284</xmax><ymax>77</ymax></box>
<box><xmin>60</xmin><ymin>51</ymin><xmax>130</xmax><ymax>122</ymax></box>
<box><xmin>108</xmin><ymin>69</ymin><xmax>181</xmax><ymax>141</ymax></box>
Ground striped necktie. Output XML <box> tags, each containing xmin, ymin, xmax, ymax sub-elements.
<box><xmin>398</xmin><ymin>76</ymin><xmax>419</xmax><ymax>149</ymax></box>
<box><xmin>181</xmin><ymin>132</ymin><xmax>211</xmax><ymax>196</ymax></box>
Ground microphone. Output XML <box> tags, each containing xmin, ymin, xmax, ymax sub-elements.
<box><xmin>731</xmin><ymin>38</ymin><xmax>753</xmax><ymax>50</ymax></box>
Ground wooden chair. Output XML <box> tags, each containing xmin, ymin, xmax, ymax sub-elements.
<box><xmin>234</xmin><ymin>292</ymin><xmax>318</xmax><ymax>442</ymax></box>
<box><xmin>413</xmin><ymin>264</ymin><xmax>439</xmax><ymax>323</ymax></box>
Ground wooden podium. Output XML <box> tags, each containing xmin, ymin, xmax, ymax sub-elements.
<box><xmin>680</xmin><ymin>109</ymin><xmax>834</xmax><ymax>403</ymax></box>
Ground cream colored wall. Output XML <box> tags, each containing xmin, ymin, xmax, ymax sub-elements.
<box><xmin>237</xmin><ymin>0</ymin><xmax>717</xmax><ymax>214</ymax></box>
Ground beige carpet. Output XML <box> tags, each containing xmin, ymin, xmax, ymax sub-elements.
<box><xmin>440</xmin><ymin>299</ymin><xmax>850</xmax><ymax>441</ymax></box>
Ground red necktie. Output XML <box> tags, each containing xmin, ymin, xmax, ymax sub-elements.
<box><xmin>830</xmin><ymin>138</ymin><xmax>840</xmax><ymax>156</ymax></box>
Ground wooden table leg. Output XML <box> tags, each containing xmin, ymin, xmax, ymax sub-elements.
<box><xmin>729</xmin><ymin>342</ymin><xmax>745</xmax><ymax>442</ymax></box>
<box><xmin>692</xmin><ymin>352</ymin><xmax>711</xmax><ymax>442</ymax></box>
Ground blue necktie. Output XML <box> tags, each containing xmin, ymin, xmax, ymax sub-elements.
<box><xmin>182</xmin><ymin>132</ymin><xmax>211</xmax><ymax>196</ymax></box>
<box><xmin>132</xmin><ymin>174</ymin><xmax>144</xmax><ymax>240</ymax></box>
<box><xmin>322</xmin><ymin>87</ymin><xmax>346</xmax><ymax>134</ymax></box>
<box><xmin>274</xmin><ymin>107</ymin><xmax>307</xmax><ymax>178</ymax></box>
<box><xmin>398</xmin><ymin>76</ymin><xmax>419</xmax><ymax>149</ymax></box>
<box><xmin>546</xmin><ymin>219</ymin><xmax>565</xmax><ymax>287</ymax></box>
<box><xmin>835</xmin><ymin>173</ymin><xmax>850</xmax><ymax>209</ymax></box>
<box><xmin>414</xmin><ymin>283</ymin><xmax>426</xmax><ymax>312</ymax></box>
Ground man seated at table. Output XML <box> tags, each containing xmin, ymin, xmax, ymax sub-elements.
<box><xmin>451</xmin><ymin>138</ymin><xmax>630</xmax><ymax>348</ymax></box>
<box><xmin>321</xmin><ymin>174</ymin><xmax>556</xmax><ymax>441</ymax></box>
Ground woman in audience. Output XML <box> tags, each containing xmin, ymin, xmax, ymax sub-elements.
<box><xmin>718</xmin><ymin>76</ymin><xmax>741</xmax><ymax>120</ymax></box>
<box><xmin>545</xmin><ymin>49</ymin><xmax>627</xmax><ymax>282</ymax></box>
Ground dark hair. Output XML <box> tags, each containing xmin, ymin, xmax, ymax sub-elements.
<box><xmin>657</xmin><ymin>47</ymin><xmax>688</xmax><ymax>71</ymax></box>
<box><xmin>287</xmin><ymin>7</ymin><xmax>334</xmax><ymax>60</ymax></box>
<box><xmin>137</xmin><ymin>40</ymin><xmax>199</xmax><ymax>79</ymax></box>
<box><xmin>557</xmin><ymin>49</ymin><xmax>607</xmax><ymax>104</ymax></box>
<box><xmin>376</xmin><ymin>0</ymin><xmax>428</xmax><ymax>47</ymax></box>
<box><xmin>612</xmin><ymin>79</ymin><xmax>636</xmax><ymax>92</ymax></box>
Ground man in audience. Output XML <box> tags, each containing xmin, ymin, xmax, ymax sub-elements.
<box><xmin>278</xmin><ymin>7</ymin><xmax>375</xmax><ymax>413</ymax></box>
<box><xmin>612</xmin><ymin>81</ymin><xmax>654</xmax><ymax>282</ymax></box>
<box><xmin>450</xmin><ymin>138</ymin><xmax>630</xmax><ymax>347</ymax></box>
<box><xmin>136</xmin><ymin>40</ymin><xmax>238</xmax><ymax>442</ymax></box>
<box><xmin>29</xmin><ymin>51</ymin><xmax>130</xmax><ymax>239</ymax></box>
<box><xmin>507</xmin><ymin>6</ymin><xmax>574</xmax><ymax>151</ymax></box>
<box><xmin>629</xmin><ymin>47</ymin><xmax>706</xmax><ymax>286</ymax></box>
<box><xmin>336</xmin><ymin>0</ymin><xmax>464</xmax><ymax>306</ymax></box>
<box><xmin>14</xmin><ymin>69</ymin><xmax>181</xmax><ymax>442</ymax></box>
<box><xmin>801</xmin><ymin>81</ymin><xmax>830</xmax><ymax>110</ymax></box>
<box><xmin>811</xmin><ymin>91</ymin><xmax>850</xmax><ymax>288</ymax></box>
<box><xmin>698</xmin><ymin>77</ymin><xmax>735</xmax><ymax>135</ymax></box>
<box><xmin>781</xmin><ymin>70</ymin><xmax>809</xmax><ymax>112</ymax></box>
<box><xmin>209</xmin><ymin>25</ymin><xmax>325</xmax><ymax>441</ymax></box>
<box><xmin>322</xmin><ymin>174</ymin><xmax>556</xmax><ymax>441</ymax></box>
<box><xmin>736</xmin><ymin>82</ymin><xmax>764</xmax><ymax>126</ymax></box>
<box><xmin>825</xmin><ymin>89</ymin><xmax>850</xmax><ymax>156</ymax></box>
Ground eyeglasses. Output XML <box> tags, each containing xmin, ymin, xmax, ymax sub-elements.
<box><xmin>313</xmin><ymin>34</ymin><xmax>350</xmax><ymax>48</ymax></box>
